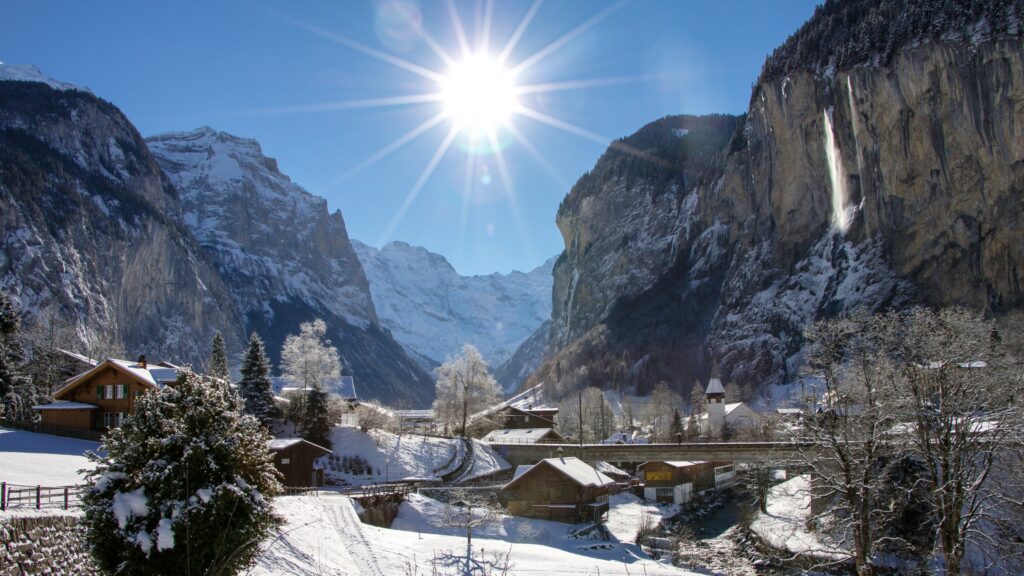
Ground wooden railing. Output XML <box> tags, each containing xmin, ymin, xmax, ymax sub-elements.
<box><xmin>1</xmin><ymin>482</ymin><xmax>83</xmax><ymax>511</ymax></box>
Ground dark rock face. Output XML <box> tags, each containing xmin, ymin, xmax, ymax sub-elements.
<box><xmin>0</xmin><ymin>81</ymin><xmax>244</xmax><ymax>364</ymax></box>
<box><xmin>531</xmin><ymin>36</ymin><xmax>1023</xmax><ymax>398</ymax></box>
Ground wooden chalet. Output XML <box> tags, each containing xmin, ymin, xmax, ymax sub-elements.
<box><xmin>638</xmin><ymin>460</ymin><xmax>736</xmax><ymax>504</ymax></box>
<box><xmin>32</xmin><ymin>356</ymin><xmax>179</xmax><ymax>435</ymax></box>
<box><xmin>499</xmin><ymin>457</ymin><xmax>615</xmax><ymax>524</ymax></box>
<box><xmin>267</xmin><ymin>438</ymin><xmax>331</xmax><ymax>487</ymax></box>
<box><xmin>497</xmin><ymin>405</ymin><xmax>558</xmax><ymax>430</ymax></box>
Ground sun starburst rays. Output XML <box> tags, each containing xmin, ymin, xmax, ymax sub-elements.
<box><xmin>268</xmin><ymin>1</ymin><xmax>644</xmax><ymax>245</ymax></box>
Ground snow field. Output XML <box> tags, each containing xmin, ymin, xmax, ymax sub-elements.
<box><xmin>0</xmin><ymin>427</ymin><xmax>98</xmax><ymax>487</ymax></box>
<box><xmin>258</xmin><ymin>493</ymin><xmax>699</xmax><ymax>575</ymax></box>
<box><xmin>749</xmin><ymin>474</ymin><xmax>848</xmax><ymax>560</ymax></box>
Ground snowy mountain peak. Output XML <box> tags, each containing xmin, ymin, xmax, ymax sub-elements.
<box><xmin>147</xmin><ymin>128</ymin><xmax>376</xmax><ymax>328</ymax></box>
<box><xmin>353</xmin><ymin>239</ymin><xmax>555</xmax><ymax>368</ymax></box>
<box><xmin>0</xmin><ymin>61</ymin><xmax>87</xmax><ymax>92</ymax></box>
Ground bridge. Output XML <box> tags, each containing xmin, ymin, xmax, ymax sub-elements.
<box><xmin>485</xmin><ymin>441</ymin><xmax>812</xmax><ymax>466</ymax></box>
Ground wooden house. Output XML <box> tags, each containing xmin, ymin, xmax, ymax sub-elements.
<box><xmin>499</xmin><ymin>457</ymin><xmax>615</xmax><ymax>524</ymax></box>
<box><xmin>638</xmin><ymin>460</ymin><xmax>722</xmax><ymax>504</ymax></box>
<box><xmin>32</xmin><ymin>356</ymin><xmax>179</xmax><ymax>435</ymax></box>
<box><xmin>267</xmin><ymin>438</ymin><xmax>331</xmax><ymax>487</ymax></box>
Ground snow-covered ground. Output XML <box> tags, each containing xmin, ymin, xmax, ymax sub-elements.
<box><xmin>749</xmin><ymin>474</ymin><xmax>848</xmax><ymax>560</ymax></box>
<box><xmin>604</xmin><ymin>492</ymin><xmax>676</xmax><ymax>544</ymax></box>
<box><xmin>321</xmin><ymin>427</ymin><xmax>510</xmax><ymax>485</ymax></box>
<box><xmin>256</xmin><ymin>493</ymin><xmax>698</xmax><ymax>576</ymax></box>
<box><xmin>0</xmin><ymin>427</ymin><xmax>98</xmax><ymax>486</ymax></box>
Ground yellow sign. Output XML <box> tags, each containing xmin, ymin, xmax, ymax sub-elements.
<box><xmin>646</xmin><ymin>471</ymin><xmax>672</xmax><ymax>481</ymax></box>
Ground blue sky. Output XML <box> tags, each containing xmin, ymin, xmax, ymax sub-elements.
<box><xmin>2</xmin><ymin>1</ymin><xmax>819</xmax><ymax>275</ymax></box>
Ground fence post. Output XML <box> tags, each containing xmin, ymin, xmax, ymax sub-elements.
<box><xmin>1</xmin><ymin>482</ymin><xmax>5</xmax><ymax>511</ymax></box>
<box><xmin>36</xmin><ymin>485</ymin><xmax>41</xmax><ymax>509</ymax></box>
<box><xmin>64</xmin><ymin>487</ymin><xmax>69</xmax><ymax>509</ymax></box>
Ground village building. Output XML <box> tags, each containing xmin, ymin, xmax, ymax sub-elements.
<box><xmin>685</xmin><ymin>378</ymin><xmax>761</xmax><ymax>438</ymax></box>
<box><xmin>469</xmin><ymin>383</ymin><xmax>560</xmax><ymax>435</ymax></box>
<box><xmin>600</xmin><ymin>430</ymin><xmax>650</xmax><ymax>445</ymax></box>
<box><xmin>499</xmin><ymin>456</ymin><xmax>616</xmax><ymax>524</ymax></box>
<box><xmin>637</xmin><ymin>460</ymin><xmax>735</xmax><ymax>504</ymax></box>
<box><xmin>481</xmin><ymin>427</ymin><xmax>566</xmax><ymax>444</ymax></box>
<box><xmin>266</xmin><ymin>438</ymin><xmax>332</xmax><ymax>487</ymax></box>
<box><xmin>395</xmin><ymin>409</ymin><xmax>435</xmax><ymax>434</ymax></box>
<box><xmin>32</xmin><ymin>356</ymin><xmax>180</xmax><ymax>437</ymax></box>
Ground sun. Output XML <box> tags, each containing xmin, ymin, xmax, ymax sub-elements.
<box><xmin>439</xmin><ymin>53</ymin><xmax>518</xmax><ymax>135</ymax></box>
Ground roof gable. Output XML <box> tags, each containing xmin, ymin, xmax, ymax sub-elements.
<box><xmin>55</xmin><ymin>359</ymin><xmax>169</xmax><ymax>399</ymax></box>
<box><xmin>503</xmin><ymin>457</ymin><xmax>615</xmax><ymax>492</ymax></box>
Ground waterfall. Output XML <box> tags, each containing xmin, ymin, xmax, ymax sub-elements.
<box><xmin>823</xmin><ymin>107</ymin><xmax>850</xmax><ymax>233</ymax></box>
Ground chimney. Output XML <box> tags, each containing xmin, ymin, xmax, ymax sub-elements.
<box><xmin>138</xmin><ymin>355</ymin><xmax>147</xmax><ymax>369</ymax></box>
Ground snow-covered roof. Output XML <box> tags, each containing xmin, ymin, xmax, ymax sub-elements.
<box><xmin>639</xmin><ymin>460</ymin><xmax>707</xmax><ymax>469</ymax></box>
<box><xmin>514</xmin><ymin>457</ymin><xmax>615</xmax><ymax>489</ymax></box>
<box><xmin>33</xmin><ymin>401</ymin><xmax>99</xmax><ymax>411</ymax></box>
<box><xmin>470</xmin><ymin>383</ymin><xmax>554</xmax><ymax>422</ymax></box>
<box><xmin>57</xmin><ymin>349</ymin><xmax>99</xmax><ymax>367</ymax></box>
<box><xmin>395</xmin><ymin>409</ymin><xmax>434</xmax><ymax>419</ymax></box>
<box><xmin>274</xmin><ymin>376</ymin><xmax>357</xmax><ymax>399</ymax></box>
<box><xmin>481</xmin><ymin>428</ymin><xmax>563</xmax><ymax>444</ymax></box>
<box><xmin>56</xmin><ymin>358</ymin><xmax>183</xmax><ymax>398</ymax></box>
<box><xmin>705</xmin><ymin>378</ymin><xmax>725</xmax><ymax>395</ymax></box>
<box><xmin>600</xmin><ymin>432</ymin><xmax>649</xmax><ymax>445</ymax></box>
<box><xmin>267</xmin><ymin>438</ymin><xmax>331</xmax><ymax>454</ymax></box>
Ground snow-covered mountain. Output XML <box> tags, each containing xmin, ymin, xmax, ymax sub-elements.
<box><xmin>0</xmin><ymin>61</ymin><xmax>86</xmax><ymax>92</ymax></box>
<box><xmin>147</xmin><ymin>128</ymin><xmax>435</xmax><ymax>405</ymax></box>
<box><xmin>352</xmin><ymin>240</ymin><xmax>554</xmax><ymax>370</ymax></box>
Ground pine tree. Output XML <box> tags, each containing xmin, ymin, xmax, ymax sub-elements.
<box><xmin>0</xmin><ymin>290</ymin><xmax>28</xmax><ymax>420</ymax></box>
<box><xmin>208</xmin><ymin>331</ymin><xmax>229</xmax><ymax>381</ymax></box>
<box><xmin>82</xmin><ymin>369</ymin><xmax>281</xmax><ymax>575</ymax></box>
<box><xmin>669</xmin><ymin>407</ymin><xmax>684</xmax><ymax>442</ymax></box>
<box><xmin>238</xmin><ymin>333</ymin><xmax>280</xmax><ymax>429</ymax></box>
<box><xmin>300</xmin><ymin>383</ymin><xmax>332</xmax><ymax>449</ymax></box>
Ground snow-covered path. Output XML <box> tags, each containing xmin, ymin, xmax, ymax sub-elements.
<box><xmin>321</xmin><ymin>495</ymin><xmax>385</xmax><ymax>576</ymax></box>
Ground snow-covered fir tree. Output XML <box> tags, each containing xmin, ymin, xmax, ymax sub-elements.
<box><xmin>82</xmin><ymin>369</ymin><xmax>281</xmax><ymax>576</ymax></box>
<box><xmin>300</xmin><ymin>383</ymin><xmax>332</xmax><ymax>449</ymax></box>
<box><xmin>239</xmin><ymin>332</ymin><xmax>280</xmax><ymax>429</ymax></box>
<box><xmin>208</xmin><ymin>331</ymin><xmax>229</xmax><ymax>381</ymax></box>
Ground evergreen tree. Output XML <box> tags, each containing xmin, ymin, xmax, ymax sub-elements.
<box><xmin>238</xmin><ymin>333</ymin><xmax>280</xmax><ymax>429</ymax></box>
<box><xmin>82</xmin><ymin>369</ymin><xmax>281</xmax><ymax>575</ymax></box>
<box><xmin>0</xmin><ymin>290</ymin><xmax>28</xmax><ymax>420</ymax></box>
<box><xmin>300</xmin><ymin>383</ymin><xmax>332</xmax><ymax>449</ymax></box>
<box><xmin>669</xmin><ymin>407</ymin><xmax>684</xmax><ymax>442</ymax></box>
<box><xmin>208</xmin><ymin>331</ymin><xmax>229</xmax><ymax>381</ymax></box>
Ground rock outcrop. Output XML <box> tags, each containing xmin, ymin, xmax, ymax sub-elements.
<box><xmin>530</xmin><ymin>21</ymin><xmax>1023</xmax><ymax>398</ymax></box>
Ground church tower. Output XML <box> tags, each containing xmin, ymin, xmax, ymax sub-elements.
<box><xmin>705</xmin><ymin>378</ymin><xmax>726</xmax><ymax>439</ymax></box>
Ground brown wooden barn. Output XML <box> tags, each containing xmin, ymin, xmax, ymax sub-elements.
<box><xmin>32</xmin><ymin>357</ymin><xmax>179</xmax><ymax>436</ymax></box>
<box><xmin>267</xmin><ymin>438</ymin><xmax>331</xmax><ymax>487</ymax></box>
<box><xmin>638</xmin><ymin>460</ymin><xmax>723</xmax><ymax>504</ymax></box>
<box><xmin>499</xmin><ymin>457</ymin><xmax>615</xmax><ymax>524</ymax></box>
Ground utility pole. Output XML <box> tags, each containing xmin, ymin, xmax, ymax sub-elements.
<box><xmin>578</xmin><ymin>387</ymin><xmax>583</xmax><ymax>447</ymax></box>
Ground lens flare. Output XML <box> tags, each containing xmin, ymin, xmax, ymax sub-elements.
<box><xmin>440</xmin><ymin>54</ymin><xmax>518</xmax><ymax>135</ymax></box>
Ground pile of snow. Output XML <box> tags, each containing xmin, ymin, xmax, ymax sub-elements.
<box><xmin>0</xmin><ymin>427</ymin><xmax>98</xmax><ymax>486</ymax></box>
<box><xmin>604</xmin><ymin>492</ymin><xmax>676</xmax><ymax>544</ymax></box>
<box><xmin>749</xmin><ymin>474</ymin><xmax>848</xmax><ymax>560</ymax></box>
<box><xmin>321</xmin><ymin>427</ymin><xmax>509</xmax><ymax>485</ymax></box>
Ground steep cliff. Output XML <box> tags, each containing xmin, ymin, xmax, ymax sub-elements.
<box><xmin>531</xmin><ymin>7</ymin><xmax>1023</xmax><ymax>399</ymax></box>
<box><xmin>147</xmin><ymin>129</ymin><xmax>435</xmax><ymax>405</ymax></box>
<box><xmin>0</xmin><ymin>77</ymin><xmax>244</xmax><ymax>364</ymax></box>
<box><xmin>353</xmin><ymin>240</ymin><xmax>554</xmax><ymax>371</ymax></box>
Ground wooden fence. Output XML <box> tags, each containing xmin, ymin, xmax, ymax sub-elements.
<box><xmin>1</xmin><ymin>482</ymin><xmax>84</xmax><ymax>511</ymax></box>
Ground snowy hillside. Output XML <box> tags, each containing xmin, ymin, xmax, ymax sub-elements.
<box><xmin>353</xmin><ymin>240</ymin><xmax>554</xmax><ymax>368</ymax></box>
<box><xmin>0</xmin><ymin>427</ymin><xmax>98</xmax><ymax>486</ymax></box>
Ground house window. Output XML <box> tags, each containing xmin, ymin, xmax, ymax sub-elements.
<box><xmin>280</xmin><ymin>458</ymin><xmax>290</xmax><ymax>465</ymax></box>
<box><xmin>105</xmin><ymin>385</ymin><xmax>114</xmax><ymax>399</ymax></box>
<box><xmin>103</xmin><ymin>412</ymin><xmax>125</xmax><ymax>428</ymax></box>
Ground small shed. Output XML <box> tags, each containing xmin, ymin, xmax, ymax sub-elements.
<box><xmin>638</xmin><ymin>460</ymin><xmax>720</xmax><ymax>504</ymax></box>
<box><xmin>499</xmin><ymin>457</ymin><xmax>615</xmax><ymax>524</ymax></box>
<box><xmin>267</xmin><ymin>438</ymin><xmax>331</xmax><ymax>487</ymax></box>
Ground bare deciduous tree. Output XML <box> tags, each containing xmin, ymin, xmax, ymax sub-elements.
<box><xmin>433</xmin><ymin>344</ymin><xmax>501</xmax><ymax>437</ymax></box>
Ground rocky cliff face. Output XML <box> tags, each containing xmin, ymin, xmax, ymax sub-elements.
<box><xmin>352</xmin><ymin>240</ymin><xmax>554</xmax><ymax>372</ymax></box>
<box><xmin>0</xmin><ymin>77</ymin><xmax>244</xmax><ymax>364</ymax></box>
<box><xmin>531</xmin><ymin>32</ymin><xmax>1023</xmax><ymax>398</ymax></box>
<box><xmin>147</xmin><ymin>129</ymin><xmax>435</xmax><ymax>405</ymax></box>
